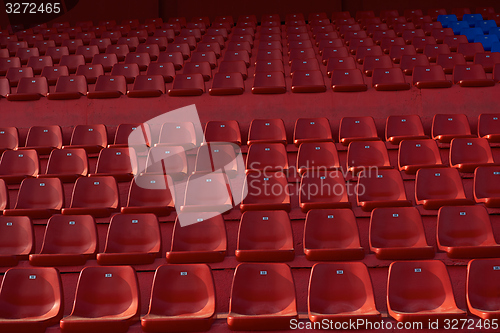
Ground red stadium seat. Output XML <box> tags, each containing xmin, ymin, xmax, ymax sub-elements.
<box><xmin>15</xmin><ymin>47</ymin><xmax>39</xmax><ymax>65</ymax></box>
<box><xmin>183</xmin><ymin>61</ymin><xmax>212</xmax><ymax>81</ymax></box>
<box><xmin>412</xmin><ymin>65</ymin><xmax>452</xmax><ymax>88</ymax></box>
<box><xmin>7</xmin><ymin>41</ymin><xmax>28</xmax><ymax>56</ymax></box>
<box><xmin>402</xmin><ymin>29</ymin><xmax>425</xmax><ymax>43</ymax></box>
<box><xmin>432</xmin><ymin>113</ymin><xmax>473</xmax><ymax>143</ymax></box>
<box><xmin>168</xmin><ymin>73</ymin><xmax>205</xmax><ymax>96</ymax></box>
<box><xmin>218</xmin><ymin>61</ymin><xmax>248</xmax><ymax>80</ymax></box>
<box><xmin>370</xmin><ymin>207</ymin><xmax>434</xmax><ymax>259</ymax></box>
<box><xmin>457</xmin><ymin>42</ymin><xmax>484</xmax><ymax>61</ymax></box>
<box><xmin>124</xmin><ymin>52</ymin><xmax>151</xmax><ymax>71</ymax></box>
<box><xmin>357</xmin><ymin>168</ymin><xmax>412</xmax><ymax>211</ymax></box>
<box><xmin>41</xmin><ymin>65</ymin><xmax>70</xmax><ymax>86</ymax></box>
<box><xmin>296</xmin><ymin>142</ymin><xmax>340</xmax><ymax>176</ymax></box>
<box><xmin>141</xmin><ymin>264</ymin><xmax>216</xmax><ymax>332</ymax></box>
<box><xmin>331</xmin><ymin>69</ymin><xmax>367</xmax><ymax>92</ymax></box>
<box><xmin>194</xmin><ymin>143</ymin><xmax>240</xmax><ymax>177</ymax></box>
<box><xmin>308</xmin><ymin>262</ymin><xmax>380</xmax><ymax>323</ymax></box>
<box><xmin>59</xmin><ymin>54</ymin><xmax>85</xmax><ymax>73</ymax></box>
<box><xmin>73</xmin><ymin>45</ymin><xmax>98</xmax><ymax>63</ymax></box>
<box><xmin>398</xmin><ymin>139</ymin><xmax>444</xmax><ymax>174</ymax></box>
<box><xmin>362</xmin><ymin>55</ymin><xmax>393</xmax><ymax>77</ymax></box>
<box><xmin>106</xmin><ymin>43</ymin><xmax>130</xmax><ymax>61</ymax></box>
<box><xmin>415</xmin><ymin>168</ymin><xmax>474</xmax><ymax>209</ymax></box>
<box><xmin>121</xmin><ymin>174</ymin><xmax>174</xmax><ymax>216</ymax></box>
<box><xmin>87</xmin><ymin>75</ymin><xmax>127</xmax><ymax>98</ymax></box>
<box><xmin>400</xmin><ymin>54</ymin><xmax>429</xmax><ymax>75</ymax></box>
<box><xmin>144</xmin><ymin>37</ymin><xmax>167</xmax><ymax>52</ymax></box>
<box><xmin>145</xmin><ymin>146</ymin><xmax>188</xmax><ymax>179</ymax></box>
<box><xmin>241</xmin><ymin>171</ymin><xmax>290</xmax><ymax>212</ymax></box>
<box><xmin>18</xmin><ymin>125</ymin><xmax>62</xmax><ymax>155</ymax></box>
<box><xmin>60</xmin><ymin>266</ymin><xmax>140</xmax><ymax>333</ymax></box>
<box><xmin>146</xmin><ymin>63</ymin><xmax>175</xmax><ymax>83</ymax></box>
<box><xmin>0</xmin><ymin>127</ymin><xmax>18</xmax><ymax>154</ymax></box>
<box><xmin>424</xmin><ymin>44</ymin><xmax>451</xmax><ymax>62</ymax></box>
<box><xmin>204</xmin><ymin>120</ymin><xmax>241</xmax><ymax>145</ymax></box>
<box><xmin>223</xmin><ymin>50</ymin><xmax>250</xmax><ymax>67</ymax></box>
<box><xmin>467</xmin><ymin>259</ymin><xmax>500</xmax><ymax>320</ymax></box>
<box><xmin>26</xmin><ymin>55</ymin><xmax>52</xmax><ymax>74</ymax></box>
<box><xmin>0</xmin><ymin>267</ymin><xmax>63</xmax><ymax>332</ymax></box>
<box><xmin>61</xmin><ymin>176</ymin><xmax>119</xmax><ymax>217</ymax></box>
<box><xmin>209</xmin><ymin>72</ymin><xmax>244</xmax><ymax>95</ymax></box>
<box><xmin>156</xmin><ymin>121</ymin><xmax>196</xmax><ymax>150</ymax></box>
<box><xmin>293</xmin><ymin>117</ymin><xmax>332</xmax><ymax>147</ymax></box>
<box><xmin>47</xmin><ymin>75</ymin><xmax>88</xmax><ymax>100</ymax></box>
<box><xmin>443</xmin><ymin>35</ymin><xmax>468</xmax><ymax>52</ymax></box>
<box><xmin>3</xmin><ymin>177</ymin><xmax>63</xmax><ymax>218</ymax></box>
<box><xmin>91</xmin><ymin>147</ymin><xmax>137</xmax><ymax>181</ymax></box>
<box><xmin>166</xmin><ymin>212</ymin><xmax>227</xmax><ymax>263</ymax></box>
<box><xmin>254</xmin><ymin>60</ymin><xmax>284</xmax><ymax>74</ymax></box>
<box><xmin>450</xmin><ymin>138</ymin><xmax>495</xmax><ymax>172</ymax></box>
<box><xmin>412</xmin><ymin>36</ymin><xmax>437</xmax><ymax>53</ymax></box>
<box><xmin>436</xmin><ymin>53</ymin><xmax>466</xmax><ymax>74</ymax></box>
<box><xmin>252</xmin><ymin>72</ymin><xmax>286</xmax><ymax>94</ymax></box>
<box><xmin>247</xmin><ymin>119</ymin><xmax>287</xmax><ymax>146</ymax></box>
<box><xmin>97</xmin><ymin>213</ymin><xmax>160</xmax><ymax>265</ymax></box>
<box><xmin>6</xmin><ymin>67</ymin><xmax>33</xmax><ymax>87</ymax></box>
<box><xmin>246</xmin><ymin>143</ymin><xmax>288</xmax><ymax>173</ymax></box>
<box><xmin>372</xmin><ymin>67</ymin><xmax>410</xmax><ymax>90</ymax></box>
<box><xmin>430</xmin><ymin>27</ymin><xmax>454</xmax><ymax>43</ymax></box>
<box><xmin>348</xmin><ymin>38</ymin><xmax>374</xmax><ymax>55</ymax></box>
<box><xmin>127</xmin><ymin>74</ymin><xmax>165</xmax><ymax>98</ymax></box>
<box><xmin>387</xmin><ymin>260</ymin><xmax>466</xmax><ymax>322</ymax></box>
<box><xmin>355</xmin><ymin>45</ymin><xmax>383</xmax><ymax>64</ymax></box>
<box><xmin>0</xmin><ymin>78</ymin><xmax>9</xmax><ymax>98</ymax></box>
<box><xmin>303</xmin><ymin>209</ymin><xmax>364</xmax><ymax>261</ymax></box>
<box><xmin>474</xmin><ymin>166</ymin><xmax>500</xmax><ymax>208</ymax></box>
<box><xmin>372</xmin><ymin>30</ymin><xmax>396</xmax><ymax>44</ymax></box>
<box><xmin>110</xmin><ymin>63</ymin><xmax>140</xmax><ymax>83</ymax></box>
<box><xmin>438</xmin><ymin>205</ymin><xmax>500</xmax><ymax>258</ymax></box>
<box><xmin>89</xmin><ymin>37</ymin><xmax>111</xmax><ymax>53</ymax></box>
<box><xmin>236</xmin><ymin>210</ymin><xmax>294</xmax><ymax>262</ymax></box>
<box><xmin>45</xmin><ymin>46</ymin><xmax>69</xmax><ymax>63</ymax></box>
<box><xmin>322</xmin><ymin>47</ymin><xmax>349</xmax><ymax>65</ymax></box>
<box><xmin>386</xmin><ymin>115</ymin><xmax>427</xmax><ymax>144</ymax></box>
<box><xmin>38</xmin><ymin>148</ymin><xmax>88</xmax><ymax>182</ymax></box>
<box><xmin>181</xmin><ymin>172</ymin><xmax>233</xmax><ymax>213</ymax></box>
<box><xmin>474</xmin><ymin>52</ymin><xmax>500</xmax><ymax>73</ymax></box>
<box><xmin>0</xmin><ymin>149</ymin><xmax>39</xmax><ymax>184</ymax></box>
<box><xmin>453</xmin><ymin>64</ymin><xmax>495</xmax><ymax>87</ymax></box>
<box><xmin>74</xmin><ymin>32</ymin><xmax>93</xmax><ymax>44</ymax></box>
<box><xmin>389</xmin><ymin>45</ymin><xmax>416</xmax><ymax>63</ymax></box>
<box><xmin>28</xmin><ymin>214</ymin><xmax>97</xmax><ymax>266</ymax></box>
<box><xmin>291</xmin><ymin>70</ymin><xmax>326</xmax><ymax>93</ymax></box>
<box><xmin>0</xmin><ymin>216</ymin><xmax>33</xmax><ymax>266</ymax></box>
<box><xmin>326</xmin><ymin>57</ymin><xmax>356</xmax><ymax>77</ymax></box>
<box><xmin>299</xmin><ymin>170</ymin><xmax>350</xmax><ymax>212</ymax></box>
<box><xmin>91</xmin><ymin>53</ymin><xmax>118</xmax><ymax>72</ymax></box>
<box><xmin>166</xmin><ymin>43</ymin><xmax>190</xmax><ymax>59</ymax></box>
<box><xmin>76</xmin><ymin>64</ymin><xmax>104</xmax><ymax>84</ymax></box>
<box><xmin>380</xmin><ymin>36</ymin><xmax>405</xmax><ymax>54</ymax></box>
<box><xmin>228</xmin><ymin>263</ymin><xmax>297</xmax><ymax>330</ymax></box>
<box><xmin>339</xmin><ymin>116</ymin><xmax>378</xmax><ymax>145</ymax></box>
<box><xmin>290</xmin><ymin>59</ymin><xmax>320</xmax><ymax>75</ymax></box>
<box><xmin>65</xmin><ymin>124</ymin><xmax>107</xmax><ymax>154</ymax></box>
<box><xmin>347</xmin><ymin>140</ymin><xmax>391</xmax><ymax>175</ymax></box>
<box><xmin>478</xmin><ymin>113</ymin><xmax>500</xmax><ymax>143</ymax></box>
<box><xmin>190</xmin><ymin>51</ymin><xmax>217</xmax><ymax>69</ymax></box>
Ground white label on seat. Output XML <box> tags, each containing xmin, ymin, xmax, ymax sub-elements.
<box><xmin>132</xmin><ymin>219</ymin><xmax>139</xmax><ymax>224</ymax></box>
<box><xmin>264</xmin><ymin>177</ymin><xmax>269</xmax><ymax>181</ymax></box>
<box><xmin>401</xmin><ymin>119</ymin><xmax>406</xmax><ymax>122</ymax></box>
<box><xmin>494</xmin><ymin>266</ymin><xmax>500</xmax><ymax>270</ymax></box>
<box><xmin>6</xmin><ymin>222</ymin><xmax>12</xmax><ymax>226</ymax></box>
<box><xmin>181</xmin><ymin>271</ymin><xmax>187</xmax><ymax>275</ymax></box>
<box><xmin>116</xmin><ymin>152</ymin><xmax>121</xmax><ymax>155</ymax></box>
<box><xmin>206</xmin><ymin>179</ymin><xmax>212</xmax><ymax>182</ymax></box>
<box><xmin>415</xmin><ymin>268</ymin><xmax>422</xmax><ymax>273</ymax></box>
<box><xmin>260</xmin><ymin>271</ymin><xmax>267</xmax><ymax>275</ymax></box>
<box><xmin>494</xmin><ymin>172</ymin><xmax>500</xmax><ymax>175</ymax></box>
<box><xmin>265</xmin><ymin>123</ymin><xmax>270</xmax><ymax>125</ymax></box>
<box><xmin>267</xmin><ymin>74</ymin><xmax>271</xmax><ymax>77</ymax></box>
<box><xmin>39</xmin><ymin>183</ymin><xmax>45</xmax><ymax>186</ymax></box>
<box><xmin>435</xmin><ymin>173</ymin><xmax>440</xmax><ymax>176</ymax></box>
<box><xmin>365</xmin><ymin>145</ymin><xmax>370</xmax><ymax>148</ymax></box>
<box><xmin>263</xmin><ymin>216</ymin><xmax>269</xmax><ymax>220</ymax></box>
<box><xmin>265</xmin><ymin>148</ymin><xmax>270</xmax><ymax>151</ymax></box>
<box><xmin>197</xmin><ymin>218</ymin><xmax>204</xmax><ymax>222</ymax></box>
<box><xmin>320</xmin><ymin>176</ymin><xmax>326</xmax><ymax>179</ymax></box>
<box><xmin>226</xmin><ymin>76</ymin><xmax>230</xmax><ymax>78</ymax></box>
<box><xmin>94</xmin><ymin>182</ymin><xmax>99</xmax><ymax>185</ymax></box>
<box><xmin>310</xmin><ymin>122</ymin><xmax>315</xmax><ymax>125</ymax></box>
<box><xmin>43</xmin><ymin>129</ymin><xmax>48</xmax><ymax>132</ymax></box>
<box><xmin>315</xmin><ymin>147</ymin><xmax>320</xmax><ymax>150</ymax></box>
<box><xmin>150</xmin><ymin>180</ymin><xmax>156</xmax><ymax>184</ymax></box>
<box><xmin>460</xmin><ymin>212</ymin><xmax>466</xmax><ymax>216</ymax></box>
<box><xmin>467</xmin><ymin>142</ymin><xmax>472</xmax><ymax>145</ymax></box>
<box><xmin>416</xmin><ymin>144</ymin><xmax>421</xmax><ymax>147</ymax></box>
<box><xmin>337</xmin><ymin>270</ymin><xmax>343</xmax><ymax>274</ymax></box>
<box><xmin>88</xmin><ymin>128</ymin><xmax>93</xmax><ymax>131</ymax></box>
<box><xmin>69</xmin><ymin>221</ymin><xmax>75</xmax><ymax>225</ymax></box>
<box><xmin>29</xmin><ymin>275</ymin><xmax>36</xmax><ymax>279</ymax></box>
<box><xmin>448</xmin><ymin>118</ymin><xmax>453</xmax><ymax>121</ymax></box>
<box><xmin>426</xmin><ymin>68</ymin><xmax>430</xmax><ymax>71</ymax></box>
<box><xmin>105</xmin><ymin>273</ymin><xmax>112</xmax><ymax>277</ymax></box>
<box><xmin>493</xmin><ymin>117</ymin><xmax>498</xmax><ymax>120</ymax></box>
<box><xmin>18</xmin><ymin>154</ymin><xmax>23</xmax><ymax>157</ymax></box>
<box><xmin>355</xmin><ymin>120</ymin><xmax>360</xmax><ymax>123</ymax></box>
<box><xmin>393</xmin><ymin>214</ymin><xmax>399</xmax><ymax>217</ymax></box>
<box><xmin>377</xmin><ymin>175</ymin><xmax>383</xmax><ymax>178</ymax></box>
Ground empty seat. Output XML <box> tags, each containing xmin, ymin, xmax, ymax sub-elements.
<box><xmin>299</xmin><ymin>171</ymin><xmax>350</xmax><ymax>212</ymax></box>
<box><xmin>204</xmin><ymin>120</ymin><xmax>241</xmax><ymax>145</ymax></box>
<box><xmin>121</xmin><ymin>174</ymin><xmax>174</xmax><ymax>216</ymax></box>
<box><xmin>92</xmin><ymin>147</ymin><xmax>137</xmax><ymax>181</ymax></box>
<box><xmin>47</xmin><ymin>75</ymin><xmax>88</xmax><ymax>100</ymax></box>
<box><xmin>308</xmin><ymin>262</ymin><xmax>380</xmax><ymax>323</ymax></box>
<box><xmin>26</xmin><ymin>55</ymin><xmax>52</xmax><ymax>74</ymax></box>
<box><xmin>89</xmin><ymin>38</ymin><xmax>111</xmax><ymax>53</ymax></box>
<box><xmin>193</xmin><ymin>143</ymin><xmax>240</xmax><ymax>178</ymax></box>
<box><xmin>166</xmin><ymin>212</ymin><xmax>227</xmax><ymax>263</ymax></box>
<box><xmin>0</xmin><ymin>127</ymin><xmax>18</xmax><ymax>156</ymax></box>
<box><xmin>0</xmin><ymin>57</ymin><xmax>20</xmax><ymax>76</ymax></box>
<box><xmin>347</xmin><ymin>140</ymin><xmax>391</xmax><ymax>175</ymax></box>
<box><xmin>362</xmin><ymin>55</ymin><xmax>393</xmax><ymax>77</ymax></box>
<box><xmin>296</xmin><ymin>142</ymin><xmax>340</xmax><ymax>176</ymax></box>
<box><xmin>45</xmin><ymin>46</ymin><xmax>69</xmax><ymax>63</ymax></box>
<box><xmin>388</xmin><ymin>260</ymin><xmax>466</xmax><ymax>322</ymax></box>
<box><xmin>218</xmin><ymin>61</ymin><xmax>248</xmax><ymax>80</ymax></box>
<box><xmin>91</xmin><ymin>53</ymin><xmax>118</xmax><ymax>72</ymax></box>
<box><xmin>7</xmin><ymin>67</ymin><xmax>33</xmax><ymax>86</ymax></box>
<box><xmin>62</xmin><ymin>176</ymin><xmax>119</xmax><ymax>217</ymax></box>
<box><xmin>386</xmin><ymin>115</ymin><xmax>427</xmax><ymax>145</ymax></box>
<box><xmin>209</xmin><ymin>72</ymin><xmax>245</xmax><ymax>95</ymax></box>
<box><xmin>290</xmin><ymin>59</ymin><xmax>320</xmax><ymax>75</ymax></box>
<box><xmin>29</xmin><ymin>214</ymin><xmax>97</xmax><ymax>266</ymax></box>
<box><xmin>0</xmin><ymin>79</ymin><xmax>9</xmax><ymax>98</ymax></box>
<box><xmin>145</xmin><ymin>146</ymin><xmax>188</xmax><ymax>179</ymax></box>
<box><xmin>0</xmin><ymin>216</ymin><xmax>33</xmax><ymax>266</ymax></box>
<box><xmin>105</xmin><ymin>44</ymin><xmax>129</xmax><ymax>61</ymax></box>
<box><xmin>168</xmin><ymin>73</ymin><xmax>205</xmax><ymax>96</ymax></box>
<box><xmin>303</xmin><ymin>209</ymin><xmax>364</xmax><ymax>261</ymax></box>
<box><xmin>431</xmin><ymin>27</ymin><xmax>454</xmax><ymax>43</ymax></box>
<box><xmin>370</xmin><ymin>207</ymin><xmax>433</xmax><ymax>259</ymax></box>
<box><xmin>246</xmin><ymin>143</ymin><xmax>288</xmax><ymax>173</ymax></box>
<box><xmin>252</xmin><ymin>72</ymin><xmax>286</xmax><ymax>94</ymax></box>
<box><xmin>127</xmin><ymin>74</ymin><xmax>165</xmax><ymax>98</ymax></box>
<box><xmin>18</xmin><ymin>125</ymin><xmax>62</xmax><ymax>155</ymax></box>
<box><xmin>293</xmin><ymin>117</ymin><xmax>332</xmax><ymax>147</ymax></box>
<box><xmin>3</xmin><ymin>177</ymin><xmax>63</xmax><ymax>218</ymax></box>
<box><xmin>432</xmin><ymin>113</ymin><xmax>473</xmax><ymax>143</ymax></box>
<box><xmin>59</xmin><ymin>54</ymin><xmax>85</xmax><ymax>73</ymax></box>
<box><xmin>229</xmin><ymin>263</ymin><xmax>298</xmax><ymax>331</ymax></box>
<box><xmin>478</xmin><ymin>113</ymin><xmax>500</xmax><ymax>143</ymax></box>
<box><xmin>241</xmin><ymin>171</ymin><xmax>290</xmax><ymax>212</ymax></box>
<box><xmin>291</xmin><ymin>70</ymin><xmax>326</xmax><ymax>93</ymax></box>
<box><xmin>415</xmin><ymin>168</ymin><xmax>474</xmax><ymax>209</ymax></box>
<box><xmin>60</xmin><ymin>266</ymin><xmax>140</xmax><ymax>333</ymax></box>
<box><xmin>236</xmin><ymin>210</ymin><xmax>294</xmax><ymax>262</ymax></box>
<box><xmin>398</xmin><ymin>139</ymin><xmax>445</xmax><ymax>174</ymax></box>
<box><xmin>0</xmin><ymin>267</ymin><xmax>63</xmax><ymax>332</ymax></box>
<box><xmin>400</xmin><ymin>54</ymin><xmax>429</xmax><ymax>75</ymax></box>
<box><xmin>450</xmin><ymin>138</ymin><xmax>495</xmax><ymax>172</ymax></box>
<box><xmin>76</xmin><ymin>64</ymin><xmax>104</xmax><ymax>84</ymax></box>
<box><xmin>65</xmin><ymin>124</ymin><xmax>107</xmax><ymax>154</ymax></box>
<box><xmin>322</xmin><ymin>47</ymin><xmax>350</xmax><ymax>64</ymax></box>
<box><xmin>424</xmin><ymin>44</ymin><xmax>451</xmax><ymax>62</ymax></box>
<box><xmin>466</xmin><ymin>258</ymin><xmax>500</xmax><ymax>320</ymax></box>
<box><xmin>437</xmin><ymin>205</ymin><xmax>500</xmax><ymax>259</ymax></box>
<box><xmin>474</xmin><ymin>52</ymin><xmax>500</xmax><ymax>73</ymax></box>
<box><xmin>87</xmin><ymin>75</ymin><xmax>126</xmax><ymax>99</ymax></box>
<box><xmin>331</xmin><ymin>69</ymin><xmax>367</xmax><ymax>92</ymax></box>
<box><xmin>474</xmin><ymin>166</ymin><xmax>500</xmax><ymax>208</ymax></box>
<box><xmin>443</xmin><ymin>35</ymin><xmax>468</xmax><ymax>52</ymax></box>
<box><xmin>181</xmin><ymin>172</ymin><xmax>233</xmax><ymax>213</ymax></box>
<box><xmin>247</xmin><ymin>119</ymin><xmax>286</xmax><ymax>146</ymax></box>
<box><xmin>6</xmin><ymin>77</ymin><xmax>48</xmax><ymax>101</ymax></box>
<box><xmin>413</xmin><ymin>65</ymin><xmax>452</xmax><ymax>88</ymax></box>
<box><xmin>437</xmin><ymin>53</ymin><xmax>466</xmax><ymax>74</ymax></box>
<box><xmin>339</xmin><ymin>116</ymin><xmax>378</xmax><ymax>145</ymax></box>
<box><xmin>458</xmin><ymin>42</ymin><xmax>484</xmax><ymax>62</ymax></box>
<box><xmin>141</xmin><ymin>264</ymin><xmax>216</xmax><ymax>332</ymax></box>
<box><xmin>453</xmin><ymin>64</ymin><xmax>495</xmax><ymax>87</ymax></box>
<box><xmin>146</xmin><ymin>62</ymin><xmax>175</xmax><ymax>83</ymax></box>
<box><xmin>64</xmin><ymin>39</ymin><xmax>85</xmax><ymax>54</ymax></box>
<box><xmin>0</xmin><ymin>149</ymin><xmax>39</xmax><ymax>184</ymax></box>
<box><xmin>124</xmin><ymin>52</ymin><xmax>151</xmax><ymax>70</ymax></box>
<box><xmin>372</xmin><ymin>67</ymin><xmax>410</xmax><ymax>91</ymax></box>
<box><xmin>110</xmin><ymin>63</ymin><xmax>140</xmax><ymax>83</ymax></box>
<box><xmin>97</xmin><ymin>213</ymin><xmax>161</xmax><ymax>265</ymax></box>
<box><xmin>357</xmin><ymin>168</ymin><xmax>411</xmax><ymax>211</ymax></box>
<box><xmin>156</xmin><ymin>121</ymin><xmax>197</xmax><ymax>150</ymax></box>
<box><xmin>412</xmin><ymin>36</ymin><xmax>437</xmax><ymax>53</ymax></box>
<box><xmin>254</xmin><ymin>60</ymin><xmax>284</xmax><ymax>74</ymax></box>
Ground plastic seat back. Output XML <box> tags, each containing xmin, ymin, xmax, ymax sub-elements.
<box><xmin>94</xmin><ymin>147</ymin><xmax>137</xmax><ymax>181</ymax></box>
<box><xmin>65</xmin><ymin>176</ymin><xmax>119</xmax><ymax>213</ymax></box>
<box><xmin>467</xmin><ymin>259</ymin><xmax>500</xmax><ymax>319</ymax></box>
<box><xmin>0</xmin><ymin>216</ymin><xmax>34</xmax><ymax>264</ymax></box>
<box><xmin>0</xmin><ymin>149</ymin><xmax>39</xmax><ymax>183</ymax></box>
<box><xmin>68</xmin><ymin>124</ymin><xmax>107</xmax><ymax>153</ymax></box>
<box><xmin>339</xmin><ymin>116</ymin><xmax>378</xmax><ymax>145</ymax></box>
<box><xmin>478</xmin><ymin>113</ymin><xmax>500</xmax><ymax>142</ymax></box>
<box><xmin>0</xmin><ymin>127</ymin><xmax>19</xmax><ymax>153</ymax></box>
<box><xmin>122</xmin><ymin>174</ymin><xmax>174</xmax><ymax>216</ymax></box>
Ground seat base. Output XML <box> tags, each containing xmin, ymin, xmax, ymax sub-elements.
<box><xmin>240</xmin><ymin>202</ymin><xmax>291</xmax><ymax>213</ymax></box>
<box><xmin>235</xmin><ymin>249</ymin><xmax>295</xmax><ymax>262</ymax></box>
<box><xmin>309</xmin><ymin>312</ymin><xmax>381</xmax><ymax>324</ymax></box>
<box><xmin>86</xmin><ymin>91</ymin><xmax>123</xmax><ymax>99</ymax></box>
<box><xmin>373</xmin><ymin>83</ymin><xmax>411</xmax><ymax>91</ymax></box>
<box><xmin>227</xmin><ymin>313</ymin><xmax>298</xmax><ymax>331</ymax></box>
<box><xmin>47</xmin><ymin>92</ymin><xmax>84</xmax><ymax>100</ymax></box>
<box><xmin>414</xmin><ymin>80</ymin><xmax>452</xmax><ymax>88</ymax></box>
<box><xmin>373</xmin><ymin>246</ymin><xmax>435</xmax><ymax>260</ymax></box>
<box><xmin>168</xmin><ymin>88</ymin><xmax>204</xmax><ymax>96</ymax></box>
<box><xmin>300</xmin><ymin>201</ymin><xmax>351</xmax><ymax>213</ymax></box>
<box><xmin>121</xmin><ymin>206</ymin><xmax>174</xmax><ymax>216</ymax></box>
<box><xmin>3</xmin><ymin>208</ymin><xmax>60</xmax><ymax>219</ymax></box>
<box><xmin>359</xmin><ymin>199</ymin><xmax>412</xmax><ymax>212</ymax></box>
<box><xmin>127</xmin><ymin>90</ymin><xmax>163</xmax><ymax>98</ymax></box>
<box><xmin>61</xmin><ymin>207</ymin><xmax>117</xmax><ymax>218</ymax></box>
<box><xmin>331</xmin><ymin>84</ymin><xmax>368</xmax><ymax>92</ymax></box>
<box><xmin>304</xmin><ymin>248</ymin><xmax>365</xmax><ymax>261</ymax></box>
<box><xmin>166</xmin><ymin>250</ymin><xmax>226</xmax><ymax>263</ymax></box>
<box><xmin>6</xmin><ymin>93</ymin><xmax>43</xmax><ymax>101</ymax></box>
<box><xmin>442</xmin><ymin>245</ymin><xmax>500</xmax><ymax>259</ymax></box>
<box><xmin>421</xmin><ymin>198</ymin><xmax>475</xmax><ymax>210</ymax></box>
<box><xmin>60</xmin><ymin>315</ymin><xmax>137</xmax><ymax>333</ymax></box>
<box><xmin>459</xmin><ymin>79</ymin><xmax>495</xmax><ymax>87</ymax></box>
<box><xmin>141</xmin><ymin>315</ymin><xmax>215</xmax><ymax>333</ymax></box>
<box><xmin>29</xmin><ymin>253</ymin><xmax>89</xmax><ymax>266</ymax></box>
<box><xmin>96</xmin><ymin>252</ymin><xmax>158</xmax><ymax>265</ymax></box>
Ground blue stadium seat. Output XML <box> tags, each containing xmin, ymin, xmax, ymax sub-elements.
<box><xmin>460</xmin><ymin>27</ymin><xmax>484</xmax><ymax>42</ymax></box>
<box><xmin>437</xmin><ymin>15</ymin><xmax>457</xmax><ymax>28</ymax></box>
<box><xmin>475</xmin><ymin>34</ymin><xmax>500</xmax><ymax>51</ymax></box>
